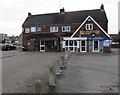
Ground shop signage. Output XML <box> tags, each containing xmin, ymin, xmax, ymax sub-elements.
<box><xmin>103</xmin><ymin>40</ymin><xmax>110</xmax><ymax>47</ymax></box>
<box><xmin>80</xmin><ymin>30</ymin><xmax>100</xmax><ymax>35</ymax></box>
<box><xmin>87</xmin><ymin>37</ymin><xmax>106</xmax><ymax>40</ymax></box>
<box><xmin>63</xmin><ymin>37</ymin><xmax>87</xmax><ymax>40</ymax></box>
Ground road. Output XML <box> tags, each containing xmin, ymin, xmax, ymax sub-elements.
<box><xmin>2</xmin><ymin>49</ymin><xmax>119</xmax><ymax>93</ymax></box>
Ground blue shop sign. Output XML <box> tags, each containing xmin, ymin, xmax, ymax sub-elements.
<box><xmin>103</xmin><ymin>40</ymin><xmax>110</xmax><ymax>47</ymax></box>
<box><xmin>87</xmin><ymin>37</ymin><xmax>106</xmax><ymax>40</ymax></box>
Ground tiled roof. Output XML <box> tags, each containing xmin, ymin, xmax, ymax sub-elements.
<box><xmin>22</xmin><ymin>9</ymin><xmax>108</xmax><ymax>26</ymax></box>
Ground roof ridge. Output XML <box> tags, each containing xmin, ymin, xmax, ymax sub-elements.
<box><xmin>31</xmin><ymin>9</ymin><xmax>101</xmax><ymax>16</ymax></box>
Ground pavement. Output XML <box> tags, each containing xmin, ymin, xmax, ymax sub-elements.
<box><xmin>1</xmin><ymin>49</ymin><xmax>119</xmax><ymax>93</ymax></box>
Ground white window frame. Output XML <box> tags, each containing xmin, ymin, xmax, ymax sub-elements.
<box><xmin>86</xmin><ymin>24</ymin><xmax>93</xmax><ymax>30</ymax></box>
<box><xmin>50</xmin><ymin>26</ymin><xmax>58</xmax><ymax>32</ymax></box>
<box><xmin>62</xmin><ymin>26</ymin><xmax>71</xmax><ymax>32</ymax></box>
<box><xmin>92</xmin><ymin>40</ymin><xmax>99</xmax><ymax>52</ymax></box>
<box><xmin>65</xmin><ymin>40</ymin><xmax>78</xmax><ymax>52</ymax></box>
<box><xmin>80</xmin><ymin>40</ymin><xmax>87</xmax><ymax>52</ymax></box>
<box><xmin>40</xmin><ymin>40</ymin><xmax>45</xmax><ymax>52</ymax></box>
<box><xmin>31</xmin><ymin>27</ymin><xmax>36</xmax><ymax>32</ymax></box>
<box><xmin>25</xmin><ymin>28</ymin><xmax>30</xmax><ymax>33</ymax></box>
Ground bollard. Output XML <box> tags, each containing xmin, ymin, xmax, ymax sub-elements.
<box><xmin>61</xmin><ymin>56</ymin><xmax>65</xmax><ymax>68</ymax></box>
<box><xmin>49</xmin><ymin>66</ymin><xmax>56</xmax><ymax>87</ymax></box>
<box><xmin>68</xmin><ymin>49</ymin><xmax>71</xmax><ymax>58</ymax></box>
<box><xmin>55</xmin><ymin>60</ymin><xmax>61</xmax><ymax>75</ymax></box>
<box><xmin>64</xmin><ymin>51</ymin><xmax>68</xmax><ymax>60</ymax></box>
<box><xmin>35</xmin><ymin>79</ymin><xmax>41</xmax><ymax>93</ymax></box>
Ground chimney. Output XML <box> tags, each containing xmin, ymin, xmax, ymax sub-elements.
<box><xmin>28</xmin><ymin>12</ymin><xmax>32</xmax><ymax>17</ymax></box>
<box><xmin>100</xmin><ymin>4</ymin><xmax>104</xmax><ymax>11</ymax></box>
<box><xmin>60</xmin><ymin>7</ymin><xmax>65</xmax><ymax>14</ymax></box>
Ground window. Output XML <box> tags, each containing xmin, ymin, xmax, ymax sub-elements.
<box><xmin>86</xmin><ymin>24</ymin><xmax>93</xmax><ymax>30</ymax></box>
<box><xmin>31</xmin><ymin>27</ymin><xmax>36</xmax><ymax>32</ymax></box>
<box><xmin>25</xmin><ymin>28</ymin><xmax>30</xmax><ymax>33</ymax></box>
<box><xmin>50</xmin><ymin>26</ymin><xmax>58</xmax><ymax>32</ymax></box>
<box><xmin>62</xmin><ymin>26</ymin><xmax>71</xmax><ymax>32</ymax></box>
<box><xmin>65</xmin><ymin>40</ymin><xmax>77</xmax><ymax>52</ymax></box>
<box><xmin>36</xmin><ymin>27</ymin><xmax>42</xmax><ymax>32</ymax></box>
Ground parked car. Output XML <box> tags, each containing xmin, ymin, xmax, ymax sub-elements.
<box><xmin>22</xmin><ymin>46</ymin><xmax>27</xmax><ymax>51</ymax></box>
<box><xmin>1</xmin><ymin>44</ymin><xmax>16</xmax><ymax>51</ymax></box>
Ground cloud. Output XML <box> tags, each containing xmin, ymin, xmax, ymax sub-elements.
<box><xmin>0</xmin><ymin>0</ymin><xmax>119</xmax><ymax>35</ymax></box>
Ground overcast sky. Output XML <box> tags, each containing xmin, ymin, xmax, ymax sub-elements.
<box><xmin>0</xmin><ymin>0</ymin><xmax>119</xmax><ymax>36</ymax></box>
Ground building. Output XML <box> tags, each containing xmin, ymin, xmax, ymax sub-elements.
<box><xmin>109</xmin><ymin>33</ymin><xmax>120</xmax><ymax>48</ymax></box>
<box><xmin>0</xmin><ymin>33</ymin><xmax>9</xmax><ymax>43</ymax></box>
<box><xmin>22</xmin><ymin>4</ymin><xmax>111</xmax><ymax>53</ymax></box>
<box><xmin>0</xmin><ymin>33</ymin><xmax>18</xmax><ymax>44</ymax></box>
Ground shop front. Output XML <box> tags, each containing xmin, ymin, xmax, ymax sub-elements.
<box><xmin>27</xmin><ymin>33</ymin><xmax>60</xmax><ymax>52</ymax></box>
<box><xmin>62</xmin><ymin>37</ymin><xmax>110</xmax><ymax>53</ymax></box>
<box><xmin>39</xmin><ymin>38</ymin><xmax>60</xmax><ymax>52</ymax></box>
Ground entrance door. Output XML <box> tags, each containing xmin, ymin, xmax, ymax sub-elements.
<box><xmin>80</xmin><ymin>40</ymin><xmax>86</xmax><ymax>52</ymax></box>
<box><xmin>40</xmin><ymin>40</ymin><xmax>45</xmax><ymax>52</ymax></box>
<box><xmin>93</xmin><ymin>40</ymin><xmax>99</xmax><ymax>52</ymax></box>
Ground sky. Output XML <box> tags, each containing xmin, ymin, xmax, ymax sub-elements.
<box><xmin>0</xmin><ymin>0</ymin><xmax>119</xmax><ymax>36</ymax></box>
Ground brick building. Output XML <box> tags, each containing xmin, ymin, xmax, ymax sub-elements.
<box><xmin>22</xmin><ymin>4</ymin><xmax>111</xmax><ymax>53</ymax></box>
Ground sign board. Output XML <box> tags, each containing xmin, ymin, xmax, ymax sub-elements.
<box><xmin>103</xmin><ymin>40</ymin><xmax>110</xmax><ymax>47</ymax></box>
<box><xmin>63</xmin><ymin>37</ymin><xmax>87</xmax><ymax>40</ymax></box>
<box><xmin>87</xmin><ymin>37</ymin><xmax>106</xmax><ymax>40</ymax></box>
<box><xmin>80</xmin><ymin>30</ymin><xmax>100</xmax><ymax>35</ymax></box>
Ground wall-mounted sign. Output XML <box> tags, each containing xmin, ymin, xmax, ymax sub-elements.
<box><xmin>103</xmin><ymin>40</ymin><xmax>110</xmax><ymax>47</ymax></box>
<box><xmin>80</xmin><ymin>30</ymin><xmax>100</xmax><ymax>35</ymax></box>
<box><xmin>87</xmin><ymin>37</ymin><xmax>106</xmax><ymax>40</ymax></box>
<box><xmin>63</xmin><ymin>37</ymin><xmax>87</xmax><ymax>40</ymax></box>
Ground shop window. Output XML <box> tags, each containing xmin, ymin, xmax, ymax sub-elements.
<box><xmin>65</xmin><ymin>40</ymin><xmax>78</xmax><ymax>52</ymax></box>
<box><xmin>25</xmin><ymin>28</ymin><xmax>30</xmax><ymax>33</ymax></box>
<box><xmin>69</xmin><ymin>40</ymin><xmax>73</xmax><ymax>46</ymax></box>
<box><xmin>62</xmin><ymin>26</ymin><xmax>71</xmax><ymax>32</ymax></box>
<box><xmin>89</xmin><ymin>41</ymin><xmax>93</xmax><ymax>52</ymax></box>
<box><xmin>74</xmin><ymin>40</ymin><xmax>77</xmax><ymax>46</ymax></box>
<box><xmin>86</xmin><ymin>24</ymin><xmax>93</xmax><ymax>30</ymax></box>
<box><xmin>99</xmin><ymin>41</ymin><xmax>103</xmax><ymax>52</ymax></box>
<box><xmin>50</xmin><ymin>26</ymin><xmax>58</xmax><ymax>32</ymax></box>
<box><xmin>65</xmin><ymin>40</ymin><xmax>68</xmax><ymax>46</ymax></box>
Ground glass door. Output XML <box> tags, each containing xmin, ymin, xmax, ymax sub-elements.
<box><xmin>80</xmin><ymin>40</ymin><xmax>86</xmax><ymax>52</ymax></box>
<box><xmin>93</xmin><ymin>40</ymin><xmax>99</xmax><ymax>52</ymax></box>
<box><xmin>40</xmin><ymin>40</ymin><xmax>45</xmax><ymax>52</ymax></box>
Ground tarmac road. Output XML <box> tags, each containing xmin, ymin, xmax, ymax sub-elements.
<box><xmin>2</xmin><ymin>49</ymin><xmax>119</xmax><ymax>93</ymax></box>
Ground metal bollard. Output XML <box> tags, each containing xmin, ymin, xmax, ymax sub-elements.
<box><xmin>35</xmin><ymin>79</ymin><xmax>41</xmax><ymax>93</ymax></box>
<box><xmin>49</xmin><ymin>66</ymin><xmax>56</xmax><ymax>87</ymax></box>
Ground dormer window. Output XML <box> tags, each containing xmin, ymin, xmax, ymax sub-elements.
<box><xmin>86</xmin><ymin>24</ymin><xmax>93</xmax><ymax>30</ymax></box>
